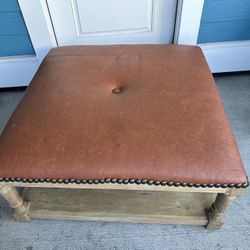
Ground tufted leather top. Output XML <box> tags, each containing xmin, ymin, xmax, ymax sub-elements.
<box><xmin>0</xmin><ymin>45</ymin><xmax>248</xmax><ymax>187</ymax></box>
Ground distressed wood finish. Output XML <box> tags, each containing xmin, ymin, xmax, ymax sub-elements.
<box><xmin>1</xmin><ymin>181</ymin><xmax>234</xmax><ymax>193</ymax></box>
<box><xmin>23</xmin><ymin>187</ymin><xmax>216</xmax><ymax>225</ymax></box>
<box><xmin>206</xmin><ymin>193</ymin><xmax>236</xmax><ymax>229</ymax></box>
<box><xmin>0</xmin><ymin>183</ymin><xmax>246</xmax><ymax>228</ymax></box>
<box><xmin>0</xmin><ymin>184</ymin><xmax>30</xmax><ymax>221</ymax></box>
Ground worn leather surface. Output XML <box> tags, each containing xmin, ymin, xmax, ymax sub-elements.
<box><xmin>0</xmin><ymin>45</ymin><xmax>248</xmax><ymax>184</ymax></box>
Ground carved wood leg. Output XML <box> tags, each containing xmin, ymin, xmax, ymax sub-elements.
<box><xmin>0</xmin><ymin>185</ymin><xmax>31</xmax><ymax>222</ymax></box>
<box><xmin>206</xmin><ymin>193</ymin><xmax>236</xmax><ymax>230</ymax></box>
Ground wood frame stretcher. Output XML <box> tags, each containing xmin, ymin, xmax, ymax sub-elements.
<box><xmin>0</xmin><ymin>181</ymin><xmax>246</xmax><ymax>229</ymax></box>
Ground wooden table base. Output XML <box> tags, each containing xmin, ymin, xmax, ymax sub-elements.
<box><xmin>22</xmin><ymin>188</ymin><xmax>216</xmax><ymax>225</ymax></box>
<box><xmin>0</xmin><ymin>184</ymin><xmax>245</xmax><ymax>229</ymax></box>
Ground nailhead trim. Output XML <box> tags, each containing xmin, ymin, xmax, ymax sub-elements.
<box><xmin>129</xmin><ymin>179</ymin><xmax>135</xmax><ymax>184</ymax></box>
<box><xmin>135</xmin><ymin>179</ymin><xmax>141</xmax><ymax>185</ymax></box>
<box><xmin>154</xmin><ymin>181</ymin><xmax>160</xmax><ymax>186</ymax></box>
<box><xmin>0</xmin><ymin>177</ymin><xmax>248</xmax><ymax>188</ymax></box>
<box><xmin>123</xmin><ymin>180</ymin><xmax>129</xmax><ymax>185</ymax></box>
<box><xmin>111</xmin><ymin>178</ymin><xmax>117</xmax><ymax>184</ymax></box>
<box><xmin>147</xmin><ymin>180</ymin><xmax>154</xmax><ymax>185</ymax></box>
<box><xmin>105</xmin><ymin>178</ymin><xmax>111</xmax><ymax>183</ymax></box>
<box><xmin>242</xmin><ymin>182</ymin><xmax>249</xmax><ymax>188</ymax></box>
<box><xmin>117</xmin><ymin>179</ymin><xmax>123</xmax><ymax>184</ymax></box>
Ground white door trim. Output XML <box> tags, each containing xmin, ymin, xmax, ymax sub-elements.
<box><xmin>19</xmin><ymin>0</ymin><xmax>57</xmax><ymax>62</ymax></box>
<box><xmin>200</xmin><ymin>41</ymin><xmax>250</xmax><ymax>73</ymax></box>
<box><xmin>174</xmin><ymin>0</ymin><xmax>204</xmax><ymax>45</ymax></box>
<box><xmin>174</xmin><ymin>0</ymin><xmax>250</xmax><ymax>73</ymax></box>
<box><xmin>0</xmin><ymin>0</ymin><xmax>56</xmax><ymax>87</ymax></box>
<box><xmin>0</xmin><ymin>56</ymin><xmax>38</xmax><ymax>88</ymax></box>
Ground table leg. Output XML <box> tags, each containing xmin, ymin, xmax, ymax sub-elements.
<box><xmin>206</xmin><ymin>193</ymin><xmax>236</xmax><ymax>229</ymax></box>
<box><xmin>0</xmin><ymin>185</ymin><xmax>31</xmax><ymax>222</ymax></box>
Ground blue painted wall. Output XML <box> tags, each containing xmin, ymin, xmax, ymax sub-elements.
<box><xmin>198</xmin><ymin>0</ymin><xmax>250</xmax><ymax>43</ymax></box>
<box><xmin>0</xmin><ymin>0</ymin><xmax>35</xmax><ymax>57</ymax></box>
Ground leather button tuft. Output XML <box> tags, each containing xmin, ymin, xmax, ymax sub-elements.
<box><xmin>112</xmin><ymin>87</ymin><xmax>121</xmax><ymax>94</ymax></box>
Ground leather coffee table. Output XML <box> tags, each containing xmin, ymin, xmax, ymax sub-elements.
<box><xmin>0</xmin><ymin>45</ymin><xmax>248</xmax><ymax>229</ymax></box>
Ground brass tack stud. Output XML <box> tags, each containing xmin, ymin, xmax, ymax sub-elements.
<box><xmin>147</xmin><ymin>180</ymin><xmax>154</xmax><ymax>185</ymax></box>
<box><xmin>154</xmin><ymin>181</ymin><xmax>160</xmax><ymax>186</ymax></box>
<box><xmin>123</xmin><ymin>180</ymin><xmax>129</xmax><ymax>184</ymax></box>
<box><xmin>129</xmin><ymin>179</ymin><xmax>135</xmax><ymax>184</ymax></box>
<box><xmin>111</xmin><ymin>178</ymin><xmax>117</xmax><ymax>183</ymax></box>
<box><xmin>242</xmin><ymin>182</ymin><xmax>249</xmax><ymax>188</ymax></box>
<box><xmin>135</xmin><ymin>179</ymin><xmax>141</xmax><ymax>185</ymax></box>
<box><xmin>105</xmin><ymin>178</ymin><xmax>111</xmax><ymax>183</ymax></box>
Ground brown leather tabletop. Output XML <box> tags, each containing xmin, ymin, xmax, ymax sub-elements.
<box><xmin>0</xmin><ymin>45</ymin><xmax>248</xmax><ymax>187</ymax></box>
